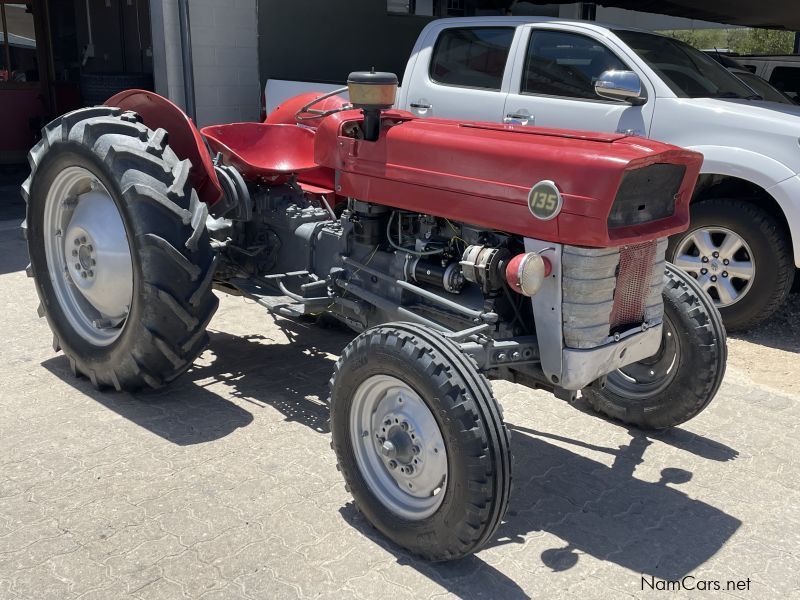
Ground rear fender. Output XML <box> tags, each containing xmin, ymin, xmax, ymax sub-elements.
<box><xmin>105</xmin><ymin>90</ymin><xmax>223</xmax><ymax>206</ymax></box>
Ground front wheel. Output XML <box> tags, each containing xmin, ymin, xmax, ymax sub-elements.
<box><xmin>329</xmin><ymin>323</ymin><xmax>511</xmax><ymax>561</ymax></box>
<box><xmin>583</xmin><ymin>264</ymin><xmax>727</xmax><ymax>430</ymax></box>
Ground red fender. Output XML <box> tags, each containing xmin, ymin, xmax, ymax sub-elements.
<box><xmin>105</xmin><ymin>90</ymin><xmax>223</xmax><ymax>206</ymax></box>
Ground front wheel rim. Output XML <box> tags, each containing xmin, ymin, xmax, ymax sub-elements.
<box><xmin>42</xmin><ymin>166</ymin><xmax>133</xmax><ymax>346</ymax></box>
<box><xmin>350</xmin><ymin>375</ymin><xmax>448</xmax><ymax>520</ymax></box>
<box><xmin>672</xmin><ymin>226</ymin><xmax>755</xmax><ymax>308</ymax></box>
<box><xmin>605</xmin><ymin>316</ymin><xmax>680</xmax><ymax>399</ymax></box>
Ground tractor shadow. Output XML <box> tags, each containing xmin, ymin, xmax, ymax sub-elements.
<box><xmin>41</xmin><ymin>318</ymin><xmax>741</xmax><ymax>594</ymax></box>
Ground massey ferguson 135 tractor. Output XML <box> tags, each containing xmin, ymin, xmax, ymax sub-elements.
<box><xmin>22</xmin><ymin>71</ymin><xmax>726</xmax><ymax>560</ymax></box>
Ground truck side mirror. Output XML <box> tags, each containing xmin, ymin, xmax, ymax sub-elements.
<box><xmin>595</xmin><ymin>70</ymin><xmax>646</xmax><ymax>105</ymax></box>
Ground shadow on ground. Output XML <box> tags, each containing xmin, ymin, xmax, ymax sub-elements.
<box><xmin>729</xmin><ymin>291</ymin><xmax>800</xmax><ymax>353</ymax></box>
<box><xmin>41</xmin><ymin>319</ymin><xmax>741</xmax><ymax>596</ymax></box>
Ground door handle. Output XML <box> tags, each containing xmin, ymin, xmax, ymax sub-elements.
<box><xmin>410</xmin><ymin>102</ymin><xmax>432</xmax><ymax>109</ymax></box>
<box><xmin>504</xmin><ymin>112</ymin><xmax>532</xmax><ymax>125</ymax></box>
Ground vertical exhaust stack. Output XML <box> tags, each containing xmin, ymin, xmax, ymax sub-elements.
<box><xmin>347</xmin><ymin>70</ymin><xmax>398</xmax><ymax>142</ymax></box>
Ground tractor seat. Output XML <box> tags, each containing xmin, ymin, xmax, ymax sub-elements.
<box><xmin>201</xmin><ymin>123</ymin><xmax>318</xmax><ymax>180</ymax></box>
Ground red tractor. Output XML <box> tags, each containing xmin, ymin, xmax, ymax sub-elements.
<box><xmin>22</xmin><ymin>71</ymin><xmax>725</xmax><ymax>561</ymax></box>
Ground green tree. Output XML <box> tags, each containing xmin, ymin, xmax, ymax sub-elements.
<box><xmin>659</xmin><ymin>28</ymin><xmax>795</xmax><ymax>55</ymax></box>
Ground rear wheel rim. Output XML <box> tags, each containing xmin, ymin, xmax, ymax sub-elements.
<box><xmin>605</xmin><ymin>315</ymin><xmax>680</xmax><ymax>399</ymax></box>
<box><xmin>672</xmin><ymin>226</ymin><xmax>755</xmax><ymax>308</ymax></box>
<box><xmin>350</xmin><ymin>375</ymin><xmax>448</xmax><ymax>520</ymax></box>
<box><xmin>43</xmin><ymin>166</ymin><xmax>133</xmax><ymax>346</ymax></box>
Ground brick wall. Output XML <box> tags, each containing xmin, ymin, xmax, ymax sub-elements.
<box><xmin>151</xmin><ymin>0</ymin><xmax>260</xmax><ymax>127</ymax></box>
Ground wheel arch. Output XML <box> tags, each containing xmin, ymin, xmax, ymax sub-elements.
<box><xmin>689</xmin><ymin>160</ymin><xmax>797</xmax><ymax>267</ymax></box>
<box><xmin>104</xmin><ymin>89</ymin><xmax>222</xmax><ymax>207</ymax></box>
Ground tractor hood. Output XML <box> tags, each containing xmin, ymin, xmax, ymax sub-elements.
<box><xmin>315</xmin><ymin>110</ymin><xmax>702</xmax><ymax>247</ymax></box>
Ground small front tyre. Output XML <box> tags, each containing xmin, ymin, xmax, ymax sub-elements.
<box><xmin>583</xmin><ymin>263</ymin><xmax>727</xmax><ymax>430</ymax></box>
<box><xmin>329</xmin><ymin>323</ymin><xmax>511</xmax><ymax>561</ymax></box>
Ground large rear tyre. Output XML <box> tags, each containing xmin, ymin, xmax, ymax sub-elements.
<box><xmin>329</xmin><ymin>323</ymin><xmax>511</xmax><ymax>561</ymax></box>
<box><xmin>24</xmin><ymin>106</ymin><xmax>218</xmax><ymax>391</ymax></box>
<box><xmin>582</xmin><ymin>264</ymin><xmax>727</xmax><ymax>430</ymax></box>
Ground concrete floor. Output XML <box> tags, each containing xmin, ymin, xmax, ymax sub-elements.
<box><xmin>1</xmin><ymin>205</ymin><xmax>798</xmax><ymax>599</ymax></box>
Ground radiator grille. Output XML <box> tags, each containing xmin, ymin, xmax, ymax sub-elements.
<box><xmin>610</xmin><ymin>241</ymin><xmax>657</xmax><ymax>329</ymax></box>
<box><xmin>562</xmin><ymin>238</ymin><xmax>667</xmax><ymax>349</ymax></box>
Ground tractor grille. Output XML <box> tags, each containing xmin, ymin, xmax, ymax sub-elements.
<box><xmin>608</xmin><ymin>164</ymin><xmax>685</xmax><ymax>228</ymax></box>
<box><xmin>562</xmin><ymin>238</ymin><xmax>667</xmax><ymax>349</ymax></box>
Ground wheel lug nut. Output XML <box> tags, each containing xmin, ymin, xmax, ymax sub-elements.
<box><xmin>710</xmin><ymin>275</ymin><xmax>717</xmax><ymax>282</ymax></box>
<box><xmin>388</xmin><ymin>460</ymin><xmax>397</xmax><ymax>470</ymax></box>
<box><xmin>80</xmin><ymin>236</ymin><xmax>87</xmax><ymax>244</ymax></box>
<box><xmin>722</xmin><ymin>271</ymin><xmax>728</xmax><ymax>278</ymax></box>
<box><xmin>401</xmin><ymin>422</ymin><xmax>409</xmax><ymax>431</ymax></box>
<box><xmin>384</xmin><ymin>418</ymin><xmax>392</xmax><ymax>426</ymax></box>
<box><xmin>700</xmin><ymin>268</ymin><xmax>707</xmax><ymax>275</ymax></box>
<box><xmin>74</xmin><ymin>263</ymin><xmax>81</xmax><ymax>271</ymax></box>
<box><xmin>87</xmin><ymin>245</ymin><xmax>93</xmax><ymax>252</ymax></box>
<box><xmin>712</xmin><ymin>251</ymin><xmax>719</xmax><ymax>258</ymax></box>
<box><xmin>72</xmin><ymin>249</ymin><xmax>78</xmax><ymax>257</ymax></box>
<box><xmin>74</xmin><ymin>238</ymin><xmax>80</xmax><ymax>246</ymax></box>
<box><xmin>90</xmin><ymin>259</ymin><xmax>96</xmax><ymax>266</ymax></box>
<box><xmin>412</xmin><ymin>445</ymin><xmax>420</xmax><ymax>455</ymax></box>
<box><xmin>81</xmin><ymin>272</ymin><xmax>87</xmax><ymax>279</ymax></box>
<box><xmin>723</xmin><ymin>259</ymin><xmax>729</xmax><ymax>265</ymax></box>
<box><xmin>701</xmin><ymin>256</ymin><xmax>709</xmax><ymax>263</ymax></box>
<box><xmin>87</xmin><ymin>270</ymin><xmax>94</xmax><ymax>278</ymax></box>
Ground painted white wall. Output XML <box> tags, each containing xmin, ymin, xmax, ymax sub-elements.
<box><xmin>150</xmin><ymin>0</ymin><xmax>260</xmax><ymax>127</ymax></box>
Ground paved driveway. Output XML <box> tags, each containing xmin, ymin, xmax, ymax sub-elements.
<box><xmin>1</xmin><ymin>219</ymin><xmax>798</xmax><ymax>599</ymax></box>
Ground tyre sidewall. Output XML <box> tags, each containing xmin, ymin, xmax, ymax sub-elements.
<box><xmin>28</xmin><ymin>142</ymin><xmax>146</xmax><ymax>367</ymax></box>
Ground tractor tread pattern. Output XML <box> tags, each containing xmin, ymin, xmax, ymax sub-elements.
<box><xmin>24</xmin><ymin>106</ymin><xmax>218</xmax><ymax>392</ymax></box>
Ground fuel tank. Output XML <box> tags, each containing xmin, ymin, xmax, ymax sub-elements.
<box><xmin>314</xmin><ymin>110</ymin><xmax>702</xmax><ymax>247</ymax></box>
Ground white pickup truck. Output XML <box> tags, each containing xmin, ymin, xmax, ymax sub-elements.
<box><xmin>266</xmin><ymin>17</ymin><xmax>800</xmax><ymax>330</ymax></box>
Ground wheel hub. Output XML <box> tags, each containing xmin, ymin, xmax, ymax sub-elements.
<box><xmin>43</xmin><ymin>167</ymin><xmax>134</xmax><ymax>345</ymax></box>
<box><xmin>350</xmin><ymin>375</ymin><xmax>448</xmax><ymax>520</ymax></box>
<box><xmin>673</xmin><ymin>226</ymin><xmax>754</xmax><ymax>308</ymax></box>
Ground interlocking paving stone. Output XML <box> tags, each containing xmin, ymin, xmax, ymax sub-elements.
<box><xmin>1</xmin><ymin>225</ymin><xmax>798</xmax><ymax>599</ymax></box>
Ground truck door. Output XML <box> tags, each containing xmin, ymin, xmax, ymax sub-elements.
<box><xmin>503</xmin><ymin>27</ymin><xmax>654</xmax><ymax>136</ymax></box>
<box><xmin>404</xmin><ymin>25</ymin><xmax>515</xmax><ymax>121</ymax></box>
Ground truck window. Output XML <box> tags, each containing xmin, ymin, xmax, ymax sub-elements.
<box><xmin>769</xmin><ymin>66</ymin><xmax>800</xmax><ymax>101</ymax></box>
<box><xmin>614</xmin><ymin>30</ymin><xmax>755</xmax><ymax>100</ymax></box>
<box><xmin>429</xmin><ymin>27</ymin><xmax>514</xmax><ymax>91</ymax></box>
<box><xmin>522</xmin><ymin>30</ymin><xmax>627</xmax><ymax>99</ymax></box>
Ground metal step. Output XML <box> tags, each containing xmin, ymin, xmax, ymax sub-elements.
<box><xmin>227</xmin><ymin>277</ymin><xmax>324</xmax><ymax>317</ymax></box>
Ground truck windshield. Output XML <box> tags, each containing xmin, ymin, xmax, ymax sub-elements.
<box><xmin>614</xmin><ymin>30</ymin><xmax>757</xmax><ymax>100</ymax></box>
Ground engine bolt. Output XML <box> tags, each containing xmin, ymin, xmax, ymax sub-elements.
<box><xmin>712</xmin><ymin>251</ymin><xmax>719</xmax><ymax>258</ymax></box>
<box><xmin>710</xmin><ymin>275</ymin><xmax>717</xmax><ymax>282</ymax></box>
<box><xmin>700</xmin><ymin>268</ymin><xmax>708</xmax><ymax>275</ymax></box>
<box><xmin>722</xmin><ymin>271</ymin><xmax>728</xmax><ymax>278</ymax></box>
<box><xmin>701</xmin><ymin>256</ymin><xmax>709</xmax><ymax>263</ymax></box>
<box><xmin>388</xmin><ymin>460</ymin><xmax>397</xmax><ymax>470</ymax></box>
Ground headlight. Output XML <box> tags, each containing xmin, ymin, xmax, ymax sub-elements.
<box><xmin>505</xmin><ymin>252</ymin><xmax>552</xmax><ymax>297</ymax></box>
